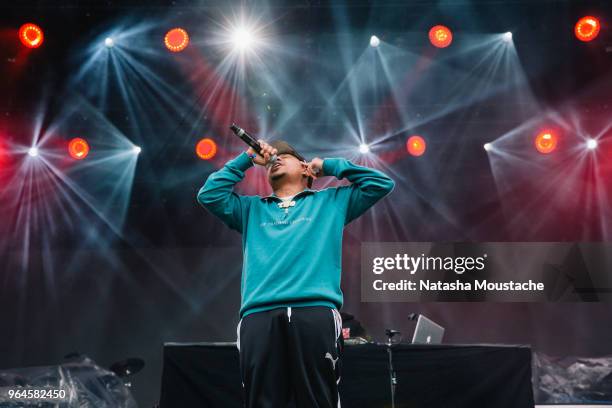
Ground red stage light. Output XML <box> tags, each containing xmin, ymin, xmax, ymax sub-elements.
<box><xmin>196</xmin><ymin>138</ymin><xmax>217</xmax><ymax>160</ymax></box>
<box><xmin>575</xmin><ymin>16</ymin><xmax>601</xmax><ymax>42</ymax></box>
<box><xmin>19</xmin><ymin>23</ymin><xmax>44</xmax><ymax>48</ymax></box>
<box><xmin>68</xmin><ymin>138</ymin><xmax>90</xmax><ymax>160</ymax></box>
<box><xmin>534</xmin><ymin>130</ymin><xmax>558</xmax><ymax>154</ymax></box>
<box><xmin>406</xmin><ymin>135</ymin><xmax>426</xmax><ymax>157</ymax></box>
<box><xmin>0</xmin><ymin>139</ymin><xmax>7</xmax><ymax>165</ymax></box>
<box><xmin>429</xmin><ymin>25</ymin><xmax>453</xmax><ymax>48</ymax></box>
<box><xmin>165</xmin><ymin>28</ymin><xmax>189</xmax><ymax>52</ymax></box>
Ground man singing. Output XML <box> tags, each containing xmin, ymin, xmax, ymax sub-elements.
<box><xmin>197</xmin><ymin>138</ymin><xmax>394</xmax><ymax>407</ymax></box>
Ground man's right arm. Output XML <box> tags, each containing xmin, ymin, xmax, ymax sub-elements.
<box><xmin>197</xmin><ymin>152</ymin><xmax>254</xmax><ymax>233</ymax></box>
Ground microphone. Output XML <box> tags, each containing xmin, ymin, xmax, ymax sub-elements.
<box><xmin>385</xmin><ymin>329</ymin><xmax>401</xmax><ymax>338</ymax></box>
<box><xmin>230</xmin><ymin>123</ymin><xmax>277</xmax><ymax>163</ymax></box>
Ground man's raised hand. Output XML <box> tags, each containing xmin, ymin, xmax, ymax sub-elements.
<box><xmin>305</xmin><ymin>157</ymin><xmax>324</xmax><ymax>179</ymax></box>
<box><xmin>247</xmin><ymin>140</ymin><xmax>278</xmax><ymax>166</ymax></box>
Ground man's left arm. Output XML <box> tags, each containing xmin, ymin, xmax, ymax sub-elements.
<box><xmin>316</xmin><ymin>158</ymin><xmax>395</xmax><ymax>224</ymax></box>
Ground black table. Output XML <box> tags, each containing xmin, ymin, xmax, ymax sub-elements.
<box><xmin>160</xmin><ymin>342</ymin><xmax>534</xmax><ymax>408</ymax></box>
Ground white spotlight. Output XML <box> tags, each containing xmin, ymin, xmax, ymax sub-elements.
<box><xmin>132</xmin><ymin>146</ymin><xmax>142</xmax><ymax>154</ymax></box>
<box><xmin>232</xmin><ymin>27</ymin><xmax>254</xmax><ymax>50</ymax></box>
<box><xmin>27</xmin><ymin>147</ymin><xmax>39</xmax><ymax>157</ymax></box>
<box><xmin>104</xmin><ymin>37</ymin><xmax>114</xmax><ymax>48</ymax></box>
<box><xmin>503</xmin><ymin>32</ymin><xmax>513</xmax><ymax>42</ymax></box>
<box><xmin>484</xmin><ymin>143</ymin><xmax>492</xmax><ymax>151</ymax></box>
<box><xmin>370</xmin><ymin>35</ymin><xmax>380</xmax><ymax>48</ymax></box>
<box><xmin>586</xmin><ymin>138</ymin><xmax>598</xmax><ymax>150</ymax></box>
<box><xmin>359</xmin><ymin>143</ymin><xmax>370</xmax><ymax>154</ymax></box>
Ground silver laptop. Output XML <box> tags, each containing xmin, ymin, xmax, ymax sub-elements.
<box><xmin>411</xmin><ymin>315</ymin><xmax>444</xmax><ymax>344</ymax></box>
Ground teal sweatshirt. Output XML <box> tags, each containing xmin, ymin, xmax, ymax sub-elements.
<box><xmin>197</xmin><ymin>152</ymin><xmax>394</xmax><ymax>319</ymax></box>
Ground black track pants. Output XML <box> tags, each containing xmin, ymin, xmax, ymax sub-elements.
<box><xmin>236</xmin><ymin>306</ymin><xmax>343</xmax><ymax>408</ymax></box>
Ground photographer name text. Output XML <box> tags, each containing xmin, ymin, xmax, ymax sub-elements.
<box><xmin>371</xmin><ymin>253</ymin><xmax>545</xmax><ymax>292</ymax></box>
